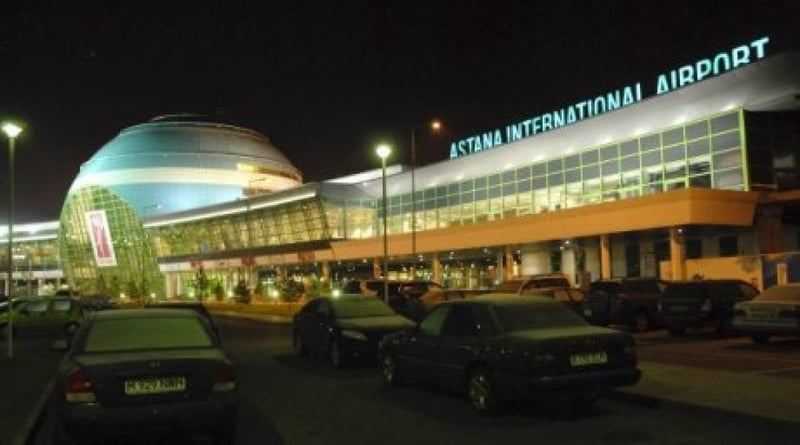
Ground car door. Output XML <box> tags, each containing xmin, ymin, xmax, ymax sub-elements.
<box><xmin>310</xmin><ymin>300</ymin><xmax>335</xmax><ymax>353</ymax></box>
<box><xmin>399</xmin><ymin>305</ymin><xmax>450</xmax><ymax>384</ymax></box>
<box><xmin>295</xmin><ymin>299</ymin><xmax>322</xmax><ymax>353</ymax></box>
<box><xmin>437</xmin><ymin>305</ymin><xmax>482</xmax><ymax>392</ymax></box>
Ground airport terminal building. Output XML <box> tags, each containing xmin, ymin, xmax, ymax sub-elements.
<box><xmin>4</xmin><ymin>36</ymin><xmax>800</xmax><ymax>299</ymax></box>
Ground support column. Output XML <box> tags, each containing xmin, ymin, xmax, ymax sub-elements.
<box><xmin>504</xmin><ymin>246</ymin><xmax>515</xmax><ymax>281</ymax></box>
<box><xmin>670</xmin><ymin>227</ymin><xmax>685</xmax><ymax>281</ymax></box>
<box><xmin>600</xmin><ymin>234</ymin><xmax>611</xmax><ymax>279</ymax></box>
<box><xmin>321</xmin><ymin>261</ymin><xmax>331</xmax><ymax>292</ymax></box>
<box><xmin>373</xmin><ymin>257</ymin><xmax>382</xmax><ymax>279</ymax></box>
<box><xmin>432</xmin><ymin>253</ymin><xmax>442</xmax><ymax>286</ymax></box>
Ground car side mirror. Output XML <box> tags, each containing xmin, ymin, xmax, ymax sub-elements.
<box><xmin>52</xmin><ymin>338</ymin><xmax>70</xmax><ymax>351</ymax></box>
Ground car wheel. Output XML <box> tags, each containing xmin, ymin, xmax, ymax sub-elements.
<box><xmin>751</xmin><ymin>333</ymin><xmax>770</xmax><ymax>344</ymax></box>
<box><xmin>667</xmin><ymin>327</ymin><xmax>685</xmax><ymax>337</ymax></box>
<box><xmin>330</xmin><ymin>339</ymin><xmax>346</xmax><ymax>369</ymax></box>
<box><xmin>293</xmin><ymin>330</ymin><xmax>308</xmax><ymax>357</ymax></box>
<box><xmin>467</xmin><ymin>367</ymin><xmax>501</xmax><ymax>415</ymax></box>
<box><xmin>632</xmin><ymin>310</ymin><xmax>650</xmax><ymax>332</ymax></box>
<box><xmin>381</xmin><ymin>352</ymin><xmax>403</xmax><ymax>388</ymax></box>
<box><xmin>63</xmin><ymin>322</ymin><xmax>79</xmax><ymax>335</ymax></box>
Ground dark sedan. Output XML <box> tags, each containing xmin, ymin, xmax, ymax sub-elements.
<box><xmin>50</xmin><ymin>308</ymin><xmax>238</xmax><ymax>444</ymax></box>
<box><xmin>292</xmin><ymin>294</ymin><xmax>415</xmax><ymax>368</ymax></box>
<box><xmin>379</xmin><ymin>294</ymin><xmax>641</xmax><ymax>415</ymax></box>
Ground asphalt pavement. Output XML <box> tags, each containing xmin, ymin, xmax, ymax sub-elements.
<box><xmin>2</xmin><ymin>309</ymin><xmax>798</xmax><ymax>445</ymax></box>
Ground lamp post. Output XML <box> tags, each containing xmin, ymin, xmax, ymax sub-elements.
<box><xmin>410</xmin><ymin>120</ymin><xmax>441</xmax><ymax>275</ymax></box>
<box><xmin>3</xmin><ymin>122</ymin><xmax>22</xmax><ymax>359</ymax></box>
<box><xmin>376</xmin><ymin>144</ymin><xmax>392</xmax><ymax>304</ymax></box>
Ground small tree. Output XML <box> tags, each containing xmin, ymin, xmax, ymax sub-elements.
<box><xmin>253</xmin><ymin>281</ymin><xmax>265</xmax><ymax>301</ymax></box>
<box><xmin>234</xmin><ymin>279</ymin><xmax>251</xmax><ymax>303</ymax></box>
<box><xmin>214</xmin><ymin>282</ymin><xmax>225</xmax><ymax>302</ymax></box>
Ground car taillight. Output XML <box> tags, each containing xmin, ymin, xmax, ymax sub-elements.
<box><xmin>212</xmin><ymin>359</ymin><xmax>236</xmax><ymax>392</ymax></box>
<box><xmin>65</xmin><ymin>368</ymin><xmax>96</xmax><ymax>403</ymax></box>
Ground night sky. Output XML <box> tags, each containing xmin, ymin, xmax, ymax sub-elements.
<box><xmin>1</xmin><ymin>0</ymin><xmax>798</xmax><ymax>223</ymax></box>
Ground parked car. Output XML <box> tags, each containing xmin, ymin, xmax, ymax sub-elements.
<box><xmin>519</xmin><ymin>286</ymin><xmax>586</xmax><ymax>316</ymax></box>
<box><xmin>341</xmin><ymin>279</ymin><xmax>450</xmax><ymax>321</ymax></box>
<box><xmin>379</xmin><ymin>294</ymin><xmax>641</xmax><ymax>415</ymax></box>
<box><xmin>494</xmin><ymin>273</ymin><xmax>572</xmax><ymax>294</ymax></box>
<box><xmin>582</xmin><ymin>278</ymin><xmax>667</xmax><ymax>331</ymax></box>
<box><xmin>292</xmin><ymin>294</ymin><xmax>415</xmax><ymax>368</ymax></box>
<box><xmin>0</xmin><ymin>297</ymin><xmax>83</xmax><ymax>335</ymax></box>
<box><xmin>658</xmin><ymin>279</ymin><xmax>759</xmax><ymax>336</ymax></box>
<box><xmin>732</xmin><ymin>284</ymin><xmax>800</xmax><ymax>343</ymax></box>
<box><xmin>49</xmin><ymin>308</ymin><xmax>238</xmax><ymax>444</ymax></box>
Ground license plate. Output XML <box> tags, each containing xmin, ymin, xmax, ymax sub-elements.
<box><xmin>124</xmin><ymin>376</ymin><xmax>186</xmax><ymax>395</ymax></box>
<box><xmin>570</xmin><ymin>351</ymin><xmax>608</xmax><ymax>367</ymax></box>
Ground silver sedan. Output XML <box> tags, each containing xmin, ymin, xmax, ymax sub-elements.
<box><xmin>733</xmin><ymin>284</ymin><xmax>800</xmax><ymax>343</ymax></box>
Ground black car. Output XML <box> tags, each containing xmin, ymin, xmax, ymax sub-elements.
<box><xmin>582</xmin><ymin>278</ymin><xmax>667</xmax><ymax>331</ymax></box>
<box><xmin>658</xmin><ymin>279</ymin><xmax>760</xmax><ymax>336</ymax></box>
<box><xmin>379</xmin><ymin>294</ymin><xmax>641</xmax><ymax>415</ymax></box>
<box><xmin>50</xmin><ymin>308</ymin><xmax>238</xmax><ymax>444</ymax></box>
<box><xmin>292</xmin><ymin>294</ymin><xmax>415</xmax><ymax>368</ymax></box>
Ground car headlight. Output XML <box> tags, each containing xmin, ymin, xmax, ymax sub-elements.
<box><xmin>341</xmin><ymin>329</ymin><xmax>368</xmax><ymax>341</ymax></box>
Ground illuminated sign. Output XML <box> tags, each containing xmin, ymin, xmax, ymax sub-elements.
<box><xmin>85</xmin><ymin>210</ymin><xmax>117</xmax><ymax>267</ymax></box>
<box><xmin>449</xmin><ymin>36</ymin><xmax>770</xmax><ymax>159</ymax></box>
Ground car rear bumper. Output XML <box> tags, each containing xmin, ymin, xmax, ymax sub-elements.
<box><xmin>732</xmin><ymin>320</ymin><xmax>800</xmax><ymax>336</ymax></box>
<box><xmin>58</xmin><ymin>396</ymin><xmax>237</xmax><ymax>442</ymax></box>
<box><xmin>497</xmin><ymin>367</ymin><xmax>641</xmax><ymax>398</ymax></box>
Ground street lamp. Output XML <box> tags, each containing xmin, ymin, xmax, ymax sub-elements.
<box><xmin>376</xmin><ymin>144</ymin><xmax>392</xmax><ymax>304</ymax></box>
<box><xmin>410</xmin><ymin>120</ymin><xmax>442</xmax><ymax>272</ymax></box>
<box><xmin>3</xmin><ymin>121</ymin><xmax>22</xmax><ymax>359</ymax></box>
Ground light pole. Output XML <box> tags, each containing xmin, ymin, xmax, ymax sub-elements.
<box><xmin>376</xmin><ymin>144</ymin><xmax>392</xmax><ymax>304</ymax></box>
<box><xmin>3</xmin><ymin>121</ymin><xmax>22</xmax><ymax>359</ymax></box>
<box><xmin>410</xmin><ymin>120</ymin><xmax>441</xmax><ymax>275</ymax></box>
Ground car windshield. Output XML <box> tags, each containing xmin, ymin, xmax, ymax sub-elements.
<box><xmin>755</xmin><ymin>285</ymin><xmax>800</xmax><ymax>302</ymax></box>
<box><xmin>492</xmin><ymin>302</ymin><xmax>586</xmax><ymax>332</ymax></box>
<box><xmin>83</xmin><ymin>317</ymin><xmax>213</xmax><ymax>353</ymax></box>
<box><xmin>331</xmin><ymin>298</ymin><xmax>396</xmax><ymax>318</ymax></box>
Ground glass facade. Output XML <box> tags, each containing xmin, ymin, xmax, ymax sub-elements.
<box><xmin>150</xmin><ymin>198</ymin><xmax>331</xmax><ymax>258</ymax></box>
<box><xmin>58</xmin><ymin>186</ymin><xmax>165</xmax><ymax>298</ymax></box>
<box><xmin>336</xmin><ymin>110</ymin><xmax>747</xmax><ymax>238</ymax></box>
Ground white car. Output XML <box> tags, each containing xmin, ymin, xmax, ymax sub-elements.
<box><xmin>732</xmin><ymin>284</ymin><xmax>800</xmax><ymax>343</ymax></box>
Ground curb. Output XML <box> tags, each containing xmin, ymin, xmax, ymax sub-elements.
<box><xmin>13</xmin><ymin>375</ymin><xmax>55</xmax><ymax>445</ymax></box>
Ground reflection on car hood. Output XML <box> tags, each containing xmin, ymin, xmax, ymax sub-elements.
<box><xmin>505</xmin><ymin>325</ymin><xmax>630</xmax><ymax>345</ymax></box>
<box><xmin>75</xmin><ymin>348</ymin><xmax>226</xmax><ymax>367</ymax></box>
<box><xmin>337</xmin><ymin>315</ymin><xmax>414</xmax><ymax>331</ymax></box>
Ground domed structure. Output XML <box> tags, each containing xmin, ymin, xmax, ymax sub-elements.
<box><xmin>69</xmin><ymin>115</ymin><xmax>303</xmax><ymax>217</ymax></box>
<box><xmin>58</xmin><ymin>116</ymin><xmax>304</xmax><ymax>299</ymax></box>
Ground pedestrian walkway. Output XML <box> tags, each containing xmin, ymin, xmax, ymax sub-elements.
<box><xmin>0</xmin><ymin>337</ymin><xmax>63</xmax><ymax>445</ymax></box>
<box><xmin>618</xmin><ymin>361</ymin><xmax>800</xmax><ymax>424</ymax></box>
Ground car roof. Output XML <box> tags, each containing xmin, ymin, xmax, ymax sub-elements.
<box><xmin>446</xmin><ymin>293</ymin><xmax>556</xmax><ymax>307</ymax></box>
